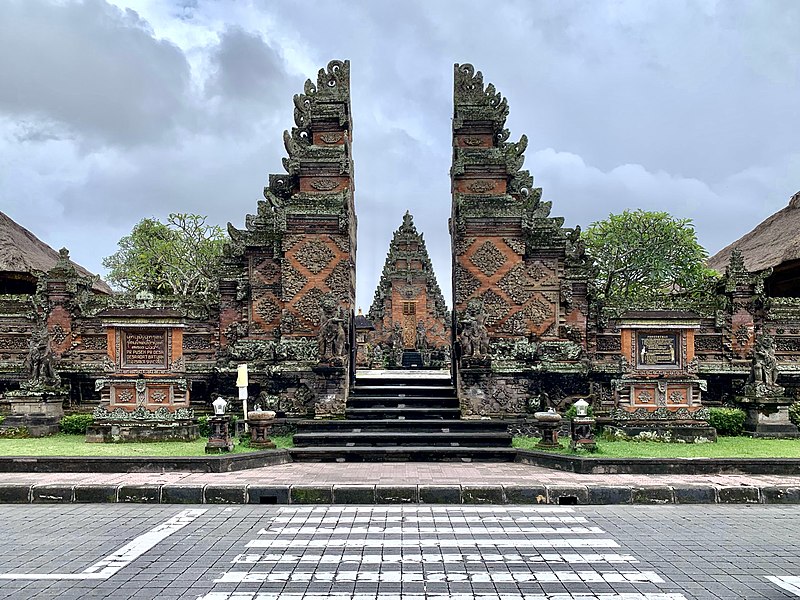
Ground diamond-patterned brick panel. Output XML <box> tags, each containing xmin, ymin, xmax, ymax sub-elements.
<box><xmin>250</xmin><ymin>255</ymin><xmax>280</xmax><ymax>285</ymax></box>
<box><xmin>481</xmin><ymin>288</ymin><xmax>510</xmax><ymax>328</ymax></box>
<box><xmin>523</xmin><ymin>292</ymin><xmax>556</xmax><ymax>336</ymax></box>
<box><xmin>281</xmin><ymin>262</ymin><xmax>307</xmax><ymax>301</ymax></box>
<box><xmin>470</xmin><ymin>240</ymin><xmax>506</xmax><ymax>277</ymax></box>
<box><xmin>294</xmin><ymin>287</ymin><xmax>326</xmax><ymax>327</ymax></box>
<box><xmin>294</xmin><ymin>238</ymin><xmax>334</xmax><ymax>275</ymax></box>
<box><xmin>454</xmin><ymin>263</ymin><xmax>481</xmax><ymax>304</ymax></box>
<box><xmin>528</xmin><ymin>258</ymin><xmax>558</xmax><ymax>286</ymax></box>
<box><xmin>324</xmin><ymin>260</ymin><xmax>351</xmax><ymax>298</ymax></box>
<box><xmin>498</xmin><ymin>263</ymin><xmax>533</xmax><ymax>305</ymax></box>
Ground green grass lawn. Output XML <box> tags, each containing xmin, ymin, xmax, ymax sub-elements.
<box><xmin>0</xmin><ymin>434</ymin><xmax>293</xmax><ymax>457</ymax></box>
<box><xmin>513</xmin><ymin>436</ymin><xmax>800</xmax><ymax>458</ymax></box>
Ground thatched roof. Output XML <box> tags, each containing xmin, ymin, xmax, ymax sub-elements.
<box><xmin>0</xmin><ymin>211</ymin><xmax>112</xmax><ymax>294</ymax></box>
<box><xmin>707</xmin><ymin>191</ymin><xmax>800</xmax><ymax>274</ymax></box>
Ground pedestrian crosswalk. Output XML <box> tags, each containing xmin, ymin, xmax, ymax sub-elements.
<box><xmin>197</xmin><ymin>506</ymin><xmax>688</xmax><ymax>600</ymax></box>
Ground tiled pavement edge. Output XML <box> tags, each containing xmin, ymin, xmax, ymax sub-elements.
<box><xmin>1</xmin><ymin>462</ymin><xmax>800</xmax><ymax>504</ymax></box>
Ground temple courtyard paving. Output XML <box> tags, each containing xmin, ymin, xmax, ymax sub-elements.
<box><xmin>0</xmin><ymin>504</ymin><xmax>798</xmax><ymax>599</ymax></box>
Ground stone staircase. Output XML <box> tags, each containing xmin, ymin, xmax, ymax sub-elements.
<box><xmin>290</xmin><ymin>371</ymin><xmax>515</xmax><ymax>462</ymax></box>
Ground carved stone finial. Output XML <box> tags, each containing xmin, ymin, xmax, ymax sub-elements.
<box><xmin>726</xmin><ymin>248</ymin><xmax>748</xmax><ymax>279</ymax></box>
<box><xmin>453</xmin><ymin>63</ymin><xmax>509</xmax><ymax>122</ymax></box>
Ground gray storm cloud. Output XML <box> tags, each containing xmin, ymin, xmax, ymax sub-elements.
<box><xmin>0</xmin><ymin>0</ymin><xmax>798</xmax><ymax>309</ymax></box>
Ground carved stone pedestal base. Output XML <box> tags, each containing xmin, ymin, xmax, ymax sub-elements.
<box><xmin>205</xmin><ymin>416</ymin><xmax>234</xmax><ymax>453</ymax></box>
<box><xmin>737</xmin><ymin>396</ymin><xmax>800</xmax><ymax>437</ymax></box>
<box><xmin>569</xmin><ymin>417</ymin><xmax>597</xmax><ymax>451</ymax></box>
<box><xmin>0</xmin><ymin>395</ymin><xmax>64</xmax><ymax>437</ymax></box>
<box><xmin>247</xmin><ymin>411</ymin><xmax>276</xmax><ymax>449</ymax></box>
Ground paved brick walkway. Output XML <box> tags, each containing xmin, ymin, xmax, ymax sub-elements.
<box><xmin>2</xmin><ymin>461</ymin><xmax>800</xmax><ymax>488</ymax></box>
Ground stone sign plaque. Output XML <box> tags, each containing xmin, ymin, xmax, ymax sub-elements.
<box><xmin>636</xmin><ymin>332</ymin><xmax>680</xmax><ymax>369</ymax></box>
<box><xmin>121</xmin><ymin>330</ymin><xmax>168</xmax><ymax>369</ymax></box>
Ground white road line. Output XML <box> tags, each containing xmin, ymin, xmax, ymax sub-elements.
<box><xmin>245</xmin><ymin>538</ymin><xmax>620</xmax><ymax>549</ymax></box>
<box><xmin>271</xmin><ymin>516</ymin><xmax>589</xmax><ymax>523</ymax></box>
<box><xmin>198</xmin><ymin>592</ymin><xmax>688</xmax><ymax>600</ymax></box>
<box><xmin>231</xmin><ymin>552</ymin><xmax>639</xmax><ymax>564</ymax></box>
<box><xmin>214</xmin><ymin>570</ymin><xmax>663</xmax><ymax>584</ymax></box>
<box><xmin>257</xmin><ymin>526</ymin><xmax>605</xmax><ymax>535</ymax></box>
<box><xmin>278</xmin><ymin>506</ymin><xmax>576</xmax><ymax>513</ymax></box>
<box><xmin>767</xmin><ymin>576</ymin><xmax>800</xmax><ymax>596</ymax></box>
<box><xmin>0</xmin><ymin>509</ymin><xmax>206</xmax><ymax>581</ymax></box>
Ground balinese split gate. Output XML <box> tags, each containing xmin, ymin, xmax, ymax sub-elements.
<box><xmin>1</xmin><ymin>59</ymin><xmax>799</xmax><ymax>459</ymax></box>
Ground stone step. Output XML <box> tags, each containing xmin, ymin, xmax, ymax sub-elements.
<box><xmin>289</xmin><ymin>446</ymin><xmax>518</xmax><ymax>462</ymax></box>
<box><xmin>347</xmin><ymin>396</ymin><xmax>459</xmax><ymax>409</ymax></box>
<box><xmin>350</xmin><ymin>385</ymin><xmax>455</xmax><ymax>397</ymax></box>
<box><xmin>345</xmin><ymin>407</ymin><xmax>461</xmax><ymax>420</ymax></box>
<box><xmin>293</xmin><ymin>431</ymin><xmax>512</xmax><ymax>448</ymax></box>
<box><xmin>296</xmin><ymin>419</ymin><xmax>508</xmax><ymax>432</ymax></box>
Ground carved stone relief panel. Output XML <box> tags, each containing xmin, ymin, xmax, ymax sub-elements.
<box><xmin>294</xmin><ymin>287</ymin><xmax>326</xmax><ymax>327</ymax></box>
<box><xmin>250</xmin><ymin>254</ymin><xmax>280</xmax><ymax>285</ymax></box>
<box><xmin>481</xmin><ymin>289</ymin><xmax>510</xmax><ymax>328</ymax></box>
<box><xmin>250</xmin><ymin>293</ymin><xmax>281</xmax><ymax>334</ymax></box>
<box><xmin>469</xmin><ymin>240</ymin><xmax>506</xmax><ymax>277</ymax></box>
<box><xmin>324</xmin><ymin>260</ymin><xmax>352</xmax><ymax>299</ymax></box>
<box><xmin>281</xmin><ymin>263</ymin><xmax>307</xmax><ymax>301</ymax></box>
<box><xmin>294</xmin><ymin>238</ymin><xmax>334</xmax><ymax>274</ymax></box>
<box><xmin>498</xmin><ymin>263</ymin><xmax>532</xmax><ymax>305</ymax></box>
<box><xmin>454</xmin><ymin>263</ymin><xmax>481</xmax><ymax>304</ymax></box>
<box><xmin>527</xmin><ymin>259</ymin><xmax>558</xmax><ymax>287</ymax></box>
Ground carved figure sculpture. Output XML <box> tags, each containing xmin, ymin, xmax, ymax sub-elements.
<box><xmin>415</xmin><ymin>320</ymin><xmax>427</xmax><ymax>351</ymax></box>
<box><xmin>389</xmin><ymin>322</ymin><xmax>404</xmax><ymax>365</ymax></box>
<box><xmin>318</xmin><ymin>299</ymin><xmax>346</xmax><ymax>361</ymax></box>
<box><xmin>459</xmin><ymin>299</ymin><xmax>490</xmax><ymax>359</ymax></box>
<box><xmin>750</xmin><ymin>335</ymin><xmax>780</xmax><ymax>388</ymax></box>
<box><xmin>23</xmin><ymin>324</ymin><xmax>59</xmax><ymax>386</ymax></box>
<box><xmin>371</xmin><ymin>344</ymin><xmax>383</xmax><ymax>368</ymax></box>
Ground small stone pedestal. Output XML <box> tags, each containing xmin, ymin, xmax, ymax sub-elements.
<box><xmin>570</xmin><ymin>417</ymin><xmax>597</xmax><ymax>451</ymax></box>
<box><xmin>737</xmin><ymin>386</ymin><xmax>799</xmax><ymax>437</ymax></box>
<box><xmin>205</xmin><ymin>416</ymin><xmax>233</xmax><ymax>453</ymax></box>
<box><xmin>247</xmin><ymin>411</ymin><xmax>276</xmax><ymax>449</ymax></box>
<box><xmin>534</xmin><ymin>409</ymin><xmax>562</xmax><ymax>449</ymax></box>
<box><xmin>0</xmin><ymin>393</ymin><xmax>64</xmax><ymax>437</ymax></box>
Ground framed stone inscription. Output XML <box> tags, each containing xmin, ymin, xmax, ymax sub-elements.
<box><xmin>636</xmin><ymin>332</ymin><xmax>680</xmax><ymax>369</ymax></box>
<box><xmin>121</xmin><ymin>329</ymin><xmax>168</xmax><ymax>369</ymax></box>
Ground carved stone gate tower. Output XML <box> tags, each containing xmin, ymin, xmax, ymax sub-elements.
<box><xmin>450</xmin><ymin>64</ymin><xmax>593</xmax><ymax>417</ymax></box>
<box><xmin>219</xmin><ymin>60</ymin><xmax>357</xmax><ymax>417</ymax></box>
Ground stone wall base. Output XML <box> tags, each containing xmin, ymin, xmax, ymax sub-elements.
<box><xmin>86</xmin><ymin>422</ymin><xmax>199</xmax><ymax>443</ymax></box>
<box><xmin>605</xmin><ymin>424</ymin><xmax>717</xmax><ymax>443</ymax></box>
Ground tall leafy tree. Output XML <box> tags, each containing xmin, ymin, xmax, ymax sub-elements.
<box><xmin>102</xmin><ymin>213</ymin><xmax>225</xmax><ymax>297</ymax></box>
<box><xmin>582</xmin><ymin>209</ymin><xmax>716</xmax><ymax>303</ymax></box>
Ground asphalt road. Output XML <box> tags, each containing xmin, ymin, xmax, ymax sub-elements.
<box><xmin>0</xmin><ymin>504</ymin><xmax>797</xmax><ymax>600</ymax></box>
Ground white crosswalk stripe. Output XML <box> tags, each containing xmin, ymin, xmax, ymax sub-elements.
<box><xmin>199</xmin><ymin>506</ymin><xmax>688</xmax><ymax>600</ymax></box>
<box><xmin>767</xmin><ymin>575</ymin><xmax>800</xmax><ymax>596</ymax></box>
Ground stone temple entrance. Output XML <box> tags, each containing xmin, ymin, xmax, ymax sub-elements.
<box><xmin>364</xmin><ymin>212</ymin><xmax>451</xmax><ymax>370</ymax></box>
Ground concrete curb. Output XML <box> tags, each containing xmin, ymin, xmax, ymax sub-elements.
<box><xmin>0</xmin><ymin>450</ymin><xmax>292</xmax><ymax>473</ymax></box>
<box><xmin>3</xmin><ymin>482</ymin><xmax>799</xmax><ymax>504</ymax></box>
<box><xmin>515</xmin><ymin>450</ymin><xmax>800</xmax><ymax>475</ymax></box>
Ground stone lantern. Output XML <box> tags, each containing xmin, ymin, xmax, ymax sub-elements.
<box><xmin>205</xmin><ymin>396</ymin><xmax>233</xmax><ymax>453</ymax></box>
<box><xmin>570</xmin><ymin>398</ymin><xmax>597</xmax><ymax>452</ymax></box>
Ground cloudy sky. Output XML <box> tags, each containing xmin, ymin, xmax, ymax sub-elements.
<box><xmin>1</xmin><ymin>0</ymin><xmax>798</xmax><ymax>309</ymax></box>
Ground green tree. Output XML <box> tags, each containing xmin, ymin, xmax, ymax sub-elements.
<box><xmin>582</xmin><ymin>209</ymin><xmax>716</xmax><ymax>303</ymax></box>
<box><xmin>102</xmin><ymin>213</ymin><xmax>225</xmax><ymax>297</ymax></box>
